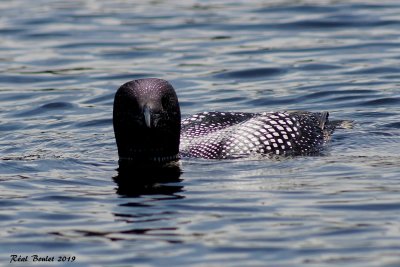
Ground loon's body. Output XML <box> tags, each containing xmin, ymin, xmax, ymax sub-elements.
<box><xmin>180</xmin><ymin>110</ymin><xmax>332</xmax><ymax>159</ymax></box>
<box><xmin>113</xmin><ymin>78</ymin><xmax>342</xmax><ymax>164</ymax></box>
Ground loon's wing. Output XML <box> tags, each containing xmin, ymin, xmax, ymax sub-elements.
<box><xmin>180</xmin><ymin>110</ymin><xmax>342</xmax><ymax>159</ymax></box>
<box><xmin>287</xmin><ymin>111</ymin><xmax>328</xmax><ymax>128</ymax></box>
<box><xmin>181</xmin><ymin>111</ymin><xmax>256</xmax><ymax>139</ymax></box>
<box><xmin>180</xmin><ymin>111</ymin><xmax>257</xmax><ymax>158</ymax></box>
<box><xmin>318</xmin><ymin>111</ymin><xmax>329</xmax><ymax>130</ymax></box>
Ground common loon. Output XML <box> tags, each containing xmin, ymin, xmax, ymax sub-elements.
<box><xmin>113</xmin><ymin>78</ymin><xmax>343</xmax><ymax>163</ymax></box>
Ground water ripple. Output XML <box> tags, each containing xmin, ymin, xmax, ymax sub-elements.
<box><xmin>214</xmin><ymin>67</ymin><xmax>287</xmax><ymax>80</ymax></box>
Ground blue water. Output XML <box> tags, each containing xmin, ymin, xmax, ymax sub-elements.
<box><xmin>1</xmin><ymin>0</ymin><xmax>400</xmax><ymax>266</ymax></box>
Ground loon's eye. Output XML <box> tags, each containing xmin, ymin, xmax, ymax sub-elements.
<box><xmin>161</xmin><ymin>95</ymin><xmax>173</xmax><ymax>110</ymax></box>
<box><xmin>127</xmin><ymin>98</ymin><xmax>140</xmax><ymax>114</ymax></box>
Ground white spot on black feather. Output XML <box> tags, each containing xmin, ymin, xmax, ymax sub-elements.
<box><xmin>180</xmin><ymin>110</ymin><xmax>333</xmax><ymax>158</ymax></box>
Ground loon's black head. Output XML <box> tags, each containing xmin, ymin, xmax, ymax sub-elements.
<box><xmin>113</xmin><ymin>78</ymin><xmax>181</xmax><ymax>164</ymax></box>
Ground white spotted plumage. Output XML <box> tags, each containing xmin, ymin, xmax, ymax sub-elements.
<box><xmin>179</xmin><ymin>111</ymin><xmax>332</xmax><ymax>159</ymax></box>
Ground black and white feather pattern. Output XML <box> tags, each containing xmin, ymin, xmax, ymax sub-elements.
<box><xmin>180</xmin><ymin>111</ymin><xmax>332</xmax><ymax>159</ymax></box>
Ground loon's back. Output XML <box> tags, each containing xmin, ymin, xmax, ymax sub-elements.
<box><xmin>180</xmin><ymin>111</ymin><xmax>333</xmax><ymax>159</ymax></box>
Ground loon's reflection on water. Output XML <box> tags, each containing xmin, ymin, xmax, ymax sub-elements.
<box><xmin>113</xmin><ymin>160</ymin><xmax>184</xmax><ymax>197</ymax></box>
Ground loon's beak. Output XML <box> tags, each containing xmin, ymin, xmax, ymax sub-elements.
<box><xmin>143</xmin><ymin>105</ymin><xmax>152</xmax><ymax>128</ymax></box>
